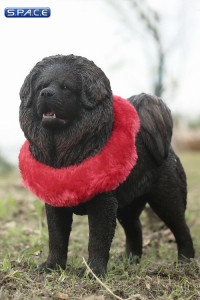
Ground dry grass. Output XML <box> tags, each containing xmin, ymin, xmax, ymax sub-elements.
<box><xmin>0</xmin><ymin>151</ymin><xmax>200</xmax><ymax>299</ymax></box>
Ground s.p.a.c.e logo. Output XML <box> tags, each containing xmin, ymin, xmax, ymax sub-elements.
<box><xmin>5</xmin><ymin>7</ymin><xmax>51</xmax><ymax>18</ymax></box>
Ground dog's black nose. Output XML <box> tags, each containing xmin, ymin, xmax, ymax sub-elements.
<box><xmin>40</xmin><ymin>88</ymin><xmax>54</xmax><ymax>97</ymax></box>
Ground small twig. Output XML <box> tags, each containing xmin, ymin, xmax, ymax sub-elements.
<box><xmin>3</xmin><ymin>270</ymin><xmax>20</xmax><ymax>280</ymax></box>
<box><xmin>82</xmin><ymin>257</ymin><xmax>145</xmax><ymax>300</ymax></box>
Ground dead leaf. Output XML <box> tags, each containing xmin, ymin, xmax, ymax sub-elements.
<box><xmin>145</xmin><ymin>282</ymin><xmax>151</xmax><ymax>290</ymax></box>
<box><xmin>4</xmin><ymin>221</ymin><xmax>16</xmax><ymax>229</ymax></box>
<box><xmin>145</xmin><ymin>275</ymin><xmax>152</xmax><ymax>281</ymax></box>
<box><xmin>143</xmin><ymin>238</ymin><xmax>151</xmax><ymax>247</ymax></box>
<box><xmin>83</xmin><ymin>296</ymin><xmax>105</xmax><ymax>300</ymax></box>
<box><xmin>57</xmin><ymin>292</ymin><xmax>69</xmax><ymax>299</ymax></box>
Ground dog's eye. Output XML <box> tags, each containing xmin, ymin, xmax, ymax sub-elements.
<box><xmin>39</xmin><ymin>85</ymin><xmax>44</xmax><ymax>91</ymax></box>
<box><xmin>62</xmin><ymin>85</ymin><xmax>68</xmax><ymax>91</ymax></box>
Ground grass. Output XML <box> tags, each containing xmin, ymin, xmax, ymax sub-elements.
<box><xmin>0</xmin><ymin>151</ymin><xmax>200</xmax><ymax>299</ymax></box>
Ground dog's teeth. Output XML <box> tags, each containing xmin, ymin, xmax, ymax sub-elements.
<box><xmin>43</xmin><ymin>114</ymin><xmax>56</xmax><ymax>119</ymax></box>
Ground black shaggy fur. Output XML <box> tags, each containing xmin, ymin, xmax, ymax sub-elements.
<box><xmin>19</xmin><ymin>55</ymin><xmax>194</xmax><ymax>277</ymax></box>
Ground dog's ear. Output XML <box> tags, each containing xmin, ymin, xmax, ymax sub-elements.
<box><xmin>20</xmin><ymin>73</ymin><xmax>35</xmax><ymax>108</ymax></box>
<box><xmin>80</xmin><ymin>71</ymin><xmax>111</xmax><ymax>109</ymax></box>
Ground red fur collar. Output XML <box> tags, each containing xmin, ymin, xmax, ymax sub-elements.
<box><xmin>19</xmin><ymin>95</ymin><xmax>140</xmax><ymax>207</ymax></box>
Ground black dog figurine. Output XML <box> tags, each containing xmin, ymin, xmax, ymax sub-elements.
<box><xmin>19</xmin><ymin>55</ymin><xmax>194</xmax><ymax>277</ymax></box>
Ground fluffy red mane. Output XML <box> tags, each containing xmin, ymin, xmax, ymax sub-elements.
<box><xmin>19</xmin><ymin>95</ymin><xmax>140</xmax><ymax>207</ymax></box>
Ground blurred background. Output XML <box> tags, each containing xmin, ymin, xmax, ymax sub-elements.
<box><xmin>0</xmin><ymin>0</ymin><xmax>200</xmax><ymax>168</ymax></box>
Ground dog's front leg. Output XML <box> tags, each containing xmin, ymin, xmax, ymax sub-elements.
<box><xmin>86</xmin><ymin>192</ymin><xmax>117</xmax><ymax>277</ymax></box>
<box><xmin>39</xmin><ymin>203</ymin><xmax>73</xmax><ymax>272</ymax></box>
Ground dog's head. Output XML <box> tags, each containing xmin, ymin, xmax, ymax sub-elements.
<box><xmin>20</xmin><ymin>55</ymin><xmax>112</xmax><ymax>132</ymax></box>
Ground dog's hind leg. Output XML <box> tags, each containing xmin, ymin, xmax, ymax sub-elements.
<box><xmin>148</xmin><ymin>193</ymin><xmax>194</xmax><ymax>261</ymax></box>
<box><xmin>117</xmin><ymin>196</ymin><xmax>147</xmax><ymax>263</ymax></box>
<box><xmin>38</xmin><ymin>203</ymin><xmax>73</xmax><ymax>272</ymax></box>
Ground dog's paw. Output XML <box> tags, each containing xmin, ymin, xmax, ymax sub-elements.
<box><xmin>38</xmin><ymin>261</ymin><xmax>52</xmax><ymax>273</ymax></box>
<box><xmin>177</xmin><ymin>256</ymin><xmax>194</xmax><ymax>265</ymax></box>
<box><xmin>78</xmin><ymin>266</ymin><xmax>106</xmax><ymax>279</ymax></box>
<box><xmin>38</xmin><ymin>261</ymin><xmax>65</xmax><ymax>273</ymax></box>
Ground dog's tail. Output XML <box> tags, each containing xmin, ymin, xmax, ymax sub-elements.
<box><xmin>129</xmin><ymin>93</ymin><xmax>173</xmax><ymax>165</ymax></box>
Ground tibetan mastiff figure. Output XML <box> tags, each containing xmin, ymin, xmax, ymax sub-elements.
<box><xmin>19</xmin><ymin>55</ymin><xmax>194</xmax><ymax>277</ymax></box>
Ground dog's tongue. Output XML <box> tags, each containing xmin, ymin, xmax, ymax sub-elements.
<box><xmin>46</xmin><ymin>111</ymin><xmax>54</xmax><ymax>116</ymax></box>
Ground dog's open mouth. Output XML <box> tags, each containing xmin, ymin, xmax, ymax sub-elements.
<box><xmin>42</xmin><ymin>110</ymin><xmax>68</xmax><ymax>129</ymax></box>
<box><xmin>43</xmin><ymin>111</ymin><xmax>56</xmax><ymax>119</ymax></box>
